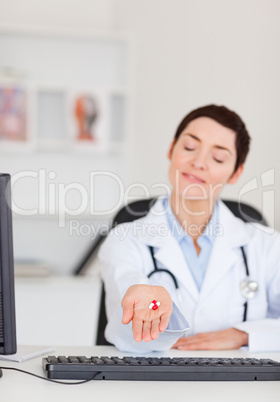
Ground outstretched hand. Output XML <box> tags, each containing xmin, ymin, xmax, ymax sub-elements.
<box><xmin>172</xmin><ymin>328</ymin><xmax>248</xmax><ymax>350</ymax></box>
<box><xmin>121</xmin><ymin>284</ymin><xmax>173</xmax><ymax>343</ymax></box>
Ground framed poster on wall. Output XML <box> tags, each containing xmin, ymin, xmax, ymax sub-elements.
<box><xmin>0</xmin><ymin>79</ymin><xmax>34</xmax><ymax>152</ymax></box>
<box><xmin>68</xmin><ymin>89</ymin><xmax>110</xmax><ymax>152</ymax></box>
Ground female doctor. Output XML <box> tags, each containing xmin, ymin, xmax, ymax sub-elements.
<box><xmin>98</xmin><ymin>104</ymin><xmax>280</xmax><ymax>353</ymax></box>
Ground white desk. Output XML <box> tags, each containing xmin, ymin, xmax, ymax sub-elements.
<box><xmin>1</xmin><ymin>346</ymin><xmax>280</xmax><ymax>402</ymax></box>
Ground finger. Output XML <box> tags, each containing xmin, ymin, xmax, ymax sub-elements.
<box><xmin>175</xmin><ymin>333</ymin><xmax>219</xmax><ymax>350</ymax></box>
<box><xmin>176</xmin><ymin>338</ymin><xmax>212</xmax><ymax>350</ymax></box>
<box><xmin>172</xmin><ymin>339</ymin><xmax>184</xmax><ymax>348</ymax></box>
<box><xmin>173</xmin><ymin>339</ymin><xmax>198</xmax><ymax>350</ymax></box>
<box><xmin>172</xmin><ymin>335</ymin><xmax>200</xmax><ymax>349</ymax></box>
<box><xmin>132</xmin><ymin>316</ymin><xmax>143</xmax><ymax>342</ymax></box>
<box><xmin>143</xmin><ymin>321</ymin><xmax>152</xmax><ymax>342</ymax></box>
<box><xmin>172</xmin><ymin>336</ymin><xmax>194</xmax><ymax>348</ymax></box>
<box><xmin>121</xmin><ymin>298</ymin><xmax>134</xmax><ymax>325</ymax></box>
<box><xmin>177</xmin><ymin>341</ymin><xmax>210</xmax><ymax>350</ymax></box>
<box><xmin>159</xmin><ymin>312</ymin><xmax>171</xmax><ymax>332</ymax></box>
<box><xmin>151</xmin><ymin>318</ymin><xmax>160</xmax><ymax>340</ymax></box>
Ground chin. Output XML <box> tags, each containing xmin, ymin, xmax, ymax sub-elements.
<box><xmin>182</xmin><ymin>195</ymin><xmax>210</xmax><ymax>201</ymax></box>
<box><xmin>180</xmin><ymin>187</ymin><xmax>209</xmax><ymax>200</ymax></box>
<box><xmin>174</xmin><ymin>189</ymin><xmax>209</xmax><ymax>201</ymax></box>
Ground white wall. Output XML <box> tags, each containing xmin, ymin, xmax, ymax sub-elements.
<box><xmin>0</xmin><ymin>0</ymin><xmax>114</xmax><ymax>30</ymax></box>
<box><xmin>114</xmin><ymin>0</ymin><xmax>280</xmax><ymax>230</ymax></box>
<box><xmin>1</xmin><ymin>0</ymin><xmax>279</xmax><ymax>274</ymax></box>
<box><xmin>0</xmin><ymin>0</ymin><xmax>127</xmax><ymax>274</ymax></box>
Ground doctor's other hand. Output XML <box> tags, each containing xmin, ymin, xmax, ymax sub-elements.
<box><xmin>121</xmin><ymin>284</ymin><xmax>173</xmax><ymax>343</ymax></box>
<box><xmin>172</xmin><ymin>328</ymin><xmax>248</xmax><ymax>350</ymax></box>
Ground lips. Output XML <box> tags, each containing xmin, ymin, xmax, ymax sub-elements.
<box><xmin>182</xmin><ymin>173</ymin><xmax>205</xmax><ymax>184</ymax></box>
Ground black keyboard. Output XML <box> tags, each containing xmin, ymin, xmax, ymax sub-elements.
<box><xmin>42</xmin><ymin>356</ymin><xmax>280</xmax><ymax>381</ymax></box>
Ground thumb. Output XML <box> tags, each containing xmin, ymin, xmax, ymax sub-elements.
<box><xmin>121</xmin><ymin>297</ymin><xmax>134</xmax><ymax>325</ymax></box>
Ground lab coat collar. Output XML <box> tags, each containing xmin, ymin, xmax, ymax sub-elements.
<box><xmin>135</xmin><ymin>197</ymin><xmax>251</xmax><ymax>301</ymax></box>
<box><xmin>198</xmin><ymin>200</ymin><xmax>244</xmax><ymax>299</ymax></box>
<box><xmin>216</xmin><ymin>199</ymin><xmax>251</xmax><ymax>247</ymax></box>
<box><xmin>134</xmin><ymin>197</ymin><xmax>200</xmax><ymax>300</ymax></box>
<box><xmin>137</xmin><ymin>197</ymin><xmax>251</xmax><ymax>248</ymax></box>
<box><xmin>198</xmin><ymin>200</ymin><xmax>251</xmax><ymax>300</ymax></box>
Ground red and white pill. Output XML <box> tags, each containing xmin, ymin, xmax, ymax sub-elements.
<box><xmin>149</xmin><ymin>300</ymin><xmax>160</xmax><ymax>310</ymax></box>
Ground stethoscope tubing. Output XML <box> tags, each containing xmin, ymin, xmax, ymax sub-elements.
<box><xmin>240</xmin><ymin>247</ymin><xmax>249</xmax><ymax>321</ymax></box>
<box><xmin>147</xmin><ymin>245</ymin><xmax>251</xmax><ymax>322</ymax></box>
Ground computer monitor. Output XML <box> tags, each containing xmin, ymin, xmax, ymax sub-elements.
<box><xmin>0</xmin><ymin>173</ymin><xmax>17</xmax><ymax>356</ymax></box>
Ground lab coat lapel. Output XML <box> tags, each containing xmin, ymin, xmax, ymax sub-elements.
<box><xmin>135</xmin><ymin>198</ymin><xmax>251</xmax><ymax>302</ymax></box>
<box><xmin>137</xmin><ymin>198</ymin><xmax>199</xmax><ymax>301</ymax></box>
<box><xmin>154</xmin><ymin>234</ymin><xmax>200</xmax><ymax>301</ymax></box>
<box><xmin>199</xmin><ymin>234</ymin><xmax>238</xmax><ymax>300</ymax></box>
<box><xmin>199</xmin><ymin>200</ymin><xmax>250</xmax><ymax>300</ymax></box>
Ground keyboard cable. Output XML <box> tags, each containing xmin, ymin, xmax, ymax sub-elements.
<box><xmin>0</xmin><ymin>366</ymin><xmax>101</xmax><ymax>385</ymax></box>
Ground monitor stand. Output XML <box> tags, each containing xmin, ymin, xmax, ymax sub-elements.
<box><xmin>0</xmin><ymin>368</ymin><xmax>3</xmax><ymax>378</ymax></box>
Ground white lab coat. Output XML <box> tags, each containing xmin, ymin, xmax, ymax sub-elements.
<box><xmin>98</xmin><ymin>197</ymin><xmax>280</xmax><ymax>353</ymax></box>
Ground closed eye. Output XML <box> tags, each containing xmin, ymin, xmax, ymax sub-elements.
<box><xmin>184</xmin><ymin>147</ymin><xmax>195</xmax><ymax>151</ymax></box>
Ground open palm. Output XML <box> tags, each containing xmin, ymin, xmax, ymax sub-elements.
<box><xmin>121</xmin><ymin>284</ymin><xmax>173</xmax><ymax>342</ymax></box>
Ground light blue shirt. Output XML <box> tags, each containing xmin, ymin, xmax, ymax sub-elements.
<box><xmin>164</xmin><ymin>198</ymin><xmax>219</xmax><ymax>291</ymax></box>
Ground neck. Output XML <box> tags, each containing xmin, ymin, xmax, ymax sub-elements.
<box><xmin>169</xmin><ymin>192</ymin><xmax>216</xmax><ymax>240</ymax></box>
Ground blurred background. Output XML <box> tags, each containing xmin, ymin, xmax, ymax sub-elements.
<box><xmin>0</xmin><ymin>0</ymin><xmax>279</xmax><ymax>276</ymax></box>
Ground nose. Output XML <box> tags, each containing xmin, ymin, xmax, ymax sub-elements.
<box><xmin>191</xmin><ymin>150</ymin><xmax>207</xmax><ymax>170</ymax></box>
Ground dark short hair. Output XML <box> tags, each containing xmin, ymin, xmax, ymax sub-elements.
<box><xmin>173</xmin><ymin>104</ymin><xmax>251</xmax><ymax>172</ymax></box>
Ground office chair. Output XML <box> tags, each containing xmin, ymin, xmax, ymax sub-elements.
<box><xmin>74</xmin><ymin>198</ymin><xmax>267</xmax><ymax>345</ymax></box>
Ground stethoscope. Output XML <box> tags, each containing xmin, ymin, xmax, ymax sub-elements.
<box><xmin>148</xmin><ymin>245</ymin><xmax>258</xmax><ymax>322</ymax></box>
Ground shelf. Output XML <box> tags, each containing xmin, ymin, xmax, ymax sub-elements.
<box><xmin>0</xmin><ymin>25</ymin><xmax>130</xmax><ymax>153</ymax></box>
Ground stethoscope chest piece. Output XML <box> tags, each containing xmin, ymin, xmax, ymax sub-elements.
<box><xmin>240</xmin><ymin>278</ymin><xmax>258</xmax><ymax>299</ymax></box>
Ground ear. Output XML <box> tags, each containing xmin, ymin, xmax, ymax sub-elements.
<box><xmin>227</xmin><ymin>164</ymin><xmax>244</xmax><ymax>184</ymax></box>
<box><xmin>167</xmin><ymin>140</ymin><xmax>175</xmax><ymax>160</ymax></box>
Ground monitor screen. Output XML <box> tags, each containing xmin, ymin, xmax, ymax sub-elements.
<box><xmin>0</xmin><ymin>173</ymin><xmax>17</xmax><ymax>355</ymax></box>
